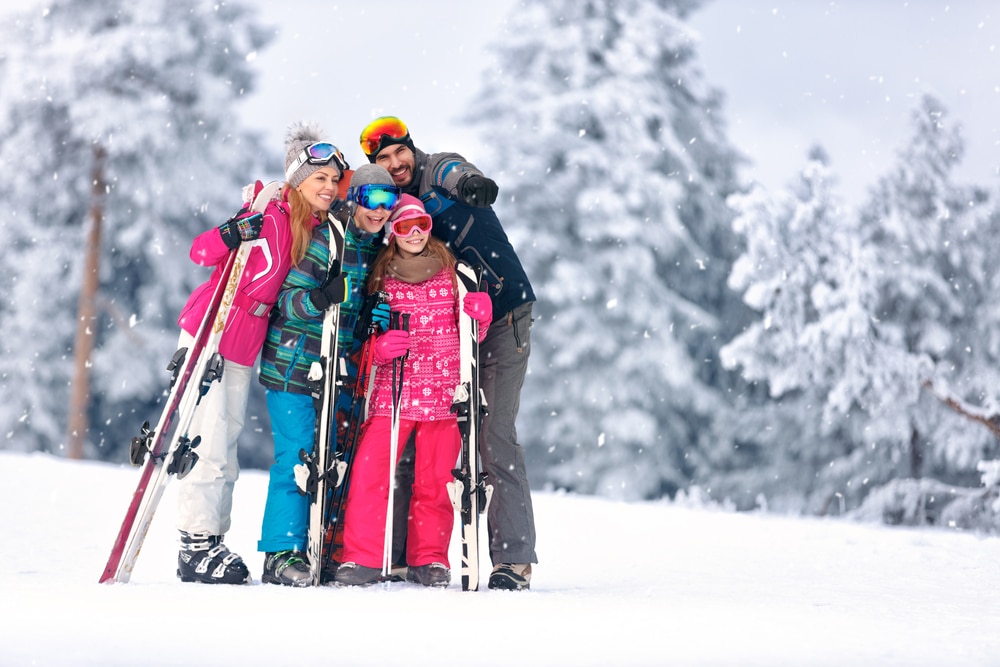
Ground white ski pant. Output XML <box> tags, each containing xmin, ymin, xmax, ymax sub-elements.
<box><xmin>174</xmin><ymin>330</ymin><xmax>252</xmax><ymax>537</ymax></box>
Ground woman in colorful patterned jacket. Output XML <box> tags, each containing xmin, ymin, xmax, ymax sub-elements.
<box><xmin>334</xmin><ymin>194</ymin><xmax>492</xmax><ymax>588</ymax></box>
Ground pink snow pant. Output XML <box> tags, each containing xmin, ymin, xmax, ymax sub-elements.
<box><xmin>342</xmin><ymin>417</ymin><xmax>461</xmax><ymax>569</ymax></box>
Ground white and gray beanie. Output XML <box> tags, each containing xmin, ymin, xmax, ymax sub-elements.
<box><xmin>284</xmin><ymin>122</ymin><xmax>345</xmax><ymax>188</ymax></box>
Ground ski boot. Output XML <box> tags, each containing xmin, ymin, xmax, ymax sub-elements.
<box><xmin>406</xmin><ymin>563</ymin><xmax>451</xmax><ymax>588</ymax></box>
<box><xmin>333</xmin><ymin>562</ymin><xmax>382</xmax><ymax>587</ymax></box>
<box><xmin>262</xmin><ymin>550</ymin><xmax>312</xmax><ymax>587</ymax></box>
<box><xmin>177</xmin><ymin>531</ymin><xmax>251</xmax><ymax>585</ymax></box>
<box><xmin>488</xmin><ymin>563</ymin><xmax>531</xmax><ymax>591</ymax></box>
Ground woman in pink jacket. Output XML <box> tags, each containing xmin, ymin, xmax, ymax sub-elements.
<box><xmin>174</xmin><ymin>123</ymin><xmax>350</xmax><ymax>585</ymax></box>
<box><xmin>335</xmin><ymin>194</ymin><xmax>492</xmax><ymax>588</ymax></box>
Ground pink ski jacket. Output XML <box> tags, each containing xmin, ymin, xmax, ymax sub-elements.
<box><xmin>368</xmin><ymin>267</ymin><xmax>489</xmax><ymax>421</ymax></box>
<box><xmin>177</xmin><ymin>200</ymin><xmax>311</xmax><ymax>367</ymax></box>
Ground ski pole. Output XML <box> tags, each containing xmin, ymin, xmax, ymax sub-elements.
<box><xmin>382</xmin><ymin>310</ymin><xmax>410</xmax><ymax>580</ymax></box>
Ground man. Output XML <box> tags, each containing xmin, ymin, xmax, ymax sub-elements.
<box><xmin>359</xmin><ymin>116</ymin><xmax>537</xmax><ymax>590</ymax></box>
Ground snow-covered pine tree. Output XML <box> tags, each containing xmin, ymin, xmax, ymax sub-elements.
<box><xmin>465</xmin><ymin>0</ymin><xmax>749</xmax><ymax>500</ymax></box>
<box><xmin>857</xmin><ymin>95</ymin><xmax>1000</xmax><ymax>489</ymax></box>
<box><xmin>0</xmin><ymin>0</ymin><xmax>271</xmax><ymax>459</ymax></box>
<box><xmin>721</xmin><ymin>150</ymin><xmax>925</xmax><ymax>511</ymax></box>
<box><xmin>724</xmin><ymin>96</ymin><xmax>1000</xmax><ymax>517</ymax></box>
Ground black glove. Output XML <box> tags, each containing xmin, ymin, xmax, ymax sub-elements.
<box><xmin>310</xmin><ymin>260</ymin><xmax>350</xmax><ymax>311</ymax></box>
<box><xmin>458</xmin><ymin>173</ymin><xmax>499</xmax><ymax>207</ymax></box>
<box><xmin>218</xmin><ymin>207</ymin><xmax>264</xmax><ymax>250</ymax></box>
<box><xmin>329</xmin><ymin>198</ymin><xmax>354</xmax><ymax>225</ymax></box>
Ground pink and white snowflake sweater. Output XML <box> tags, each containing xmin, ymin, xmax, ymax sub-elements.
<box><xmin>368</xmin><ymin>267</ymin><xmax>487</xmax><ymax>422</ymax></box>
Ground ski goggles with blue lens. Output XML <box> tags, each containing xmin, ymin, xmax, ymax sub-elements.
<box><xmin>349</xmin><ymin>183</ymin><xmax>401</xmax><ymax>211</ymax></box>
<box><xmin>285</xmin><ymin>142</ymin><xmax>349</xmax><ymax>181</ymax></box>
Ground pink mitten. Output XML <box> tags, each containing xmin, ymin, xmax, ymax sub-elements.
<box><xmin>373</xmin><ymin>329</ymin><xmax>410</xmax><ymax>365</ymax></box>
<box><xmin>463</xmin><ymin>292</ymin><xmax>493</xmax><ymax>330</ymax></box>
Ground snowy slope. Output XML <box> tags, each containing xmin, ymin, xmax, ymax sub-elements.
<box><xmin>2</xmin><ymin>451</ymin><xmax>999</xmax><ymax>667</ymax></box>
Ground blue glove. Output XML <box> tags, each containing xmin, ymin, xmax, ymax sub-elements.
<box><xmin>372</xmin><ymin>302</ymin><xmax>391</xmax><ymax>332</ymax></box>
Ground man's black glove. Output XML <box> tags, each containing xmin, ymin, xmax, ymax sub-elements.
<box><xmin>218</xmin><ymin>207</ymin><xmax>265</xmax><ymax>250</ymax></box>
<box><xmin>310</xmin><ymin>260</ymin><xmax>350</xmax><ymax>311</ymax></box>
<box><xmin>458</xmin><ymin>173</ymin><xmax>499</xmax><ymax>207</ymax></box>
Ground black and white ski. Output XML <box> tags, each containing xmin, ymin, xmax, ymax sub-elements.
<box><xmin>319</xmin><ymin>291</ymin><xmax>389</xmax><ymax>580</ymax></box>
<box><xmin>297</xmin><ymin>214</ymin><xmax>347</xmax><ymax>586</ymax></box>
<box><xmin>100</xmin><ymin>181</ymin><xmax>280</xmax><ymax>584</ymax></box>
<box><xmin>447</xmin><ymin>261</ymin><xmax>493</xmax><ymax>591</ymax></box>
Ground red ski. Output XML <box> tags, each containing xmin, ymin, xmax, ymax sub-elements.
<box><xmin>99</xmin><ymin>182</ymin><xmax>279</xmax><ymax>583</ymax></box>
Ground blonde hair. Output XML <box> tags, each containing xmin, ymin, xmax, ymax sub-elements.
<box><xmin>367</xmin><ymin>235</ymin><xmax>457</xmax><ymax>293</ymax></box>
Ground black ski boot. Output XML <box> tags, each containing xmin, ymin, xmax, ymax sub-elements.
<box><xmin>177</xmin><ymin>531</ymin><xmax>251</xmax><ymax>585</ymax></box>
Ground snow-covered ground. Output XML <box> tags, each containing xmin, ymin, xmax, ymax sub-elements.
<box><xmin>2</xmin><ymin>451</ymin><xmax>999</xmax><ymax>666</ymax></box>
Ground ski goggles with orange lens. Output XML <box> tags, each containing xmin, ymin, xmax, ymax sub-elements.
<box><xmin>285</xmin><ymin>142</ymin><xmax>349</xmax><ymax>180</ymax></box>
<box><xmin>350</xmin><ymin>183</ymin><xmax>401</xmax><ymax>211</ymax></box>
<box><xmin>390</xmin><ymin>214</ymin><xmax>433</xmax><ymax>238</ymax></box>
<box><xmin>360</xmin><ymin>116</ymin><xmax>410</xmax><ymax>157</ymax></box>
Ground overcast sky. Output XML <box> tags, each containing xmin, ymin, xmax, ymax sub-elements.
<box><xmin>235</xmin><ymin>0</ymin><xmax>1000</xmax><ymax>208</ymax></box>
<box><xmin>237</xmin><ymin>0</ymin><xmax>518</xmax><ymax>171</ymax></box>
<box><xmin>690</xmin><ymin>1</ymin><xmax>1000</xmax><ymax>206</ymax></box>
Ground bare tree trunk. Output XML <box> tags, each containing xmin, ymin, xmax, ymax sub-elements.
<box><xmin>909</xmin><ymin>426</ymin><xmax>923</xmax><ymax>478</ymax></box>
<box><xmin>67</xmin><ymin>143</ymin><xmax>106</xmax><ymax>459</ymax></box>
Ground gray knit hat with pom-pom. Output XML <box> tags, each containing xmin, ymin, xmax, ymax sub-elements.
<box><xmin>284</xmin><ymin>122</ymin><xmax>348</xmax><ymax>188</ymax></box>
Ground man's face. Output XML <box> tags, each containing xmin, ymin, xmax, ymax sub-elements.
<box><xmin>374</xmin><ymin>144</ymin><xmax>415</xmax><ymax>189</ymax></box>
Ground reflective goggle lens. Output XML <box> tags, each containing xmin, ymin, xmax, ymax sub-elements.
<box><xmin>391</xmin><ymin>215</ymin><xmax>432</xmax><ymax>238</ymax></box>
<box><xmin>286</xmin><ymin>142</ymin><xmax>349</xmax><ymax>182</ymax></box>
<box><xmin>305</xmin><ymin>142</ymin><xmax>348</xmax><ymax>171</ymax></box>
<box><xmin>360</xmin><ymin>116</ymin><xmax>409</xmax><ymax>156</ymax></box>
<box><xmin>353</xmin><ymin>184</ymin><xmax>401</xmax><ymax>210</ymax></box>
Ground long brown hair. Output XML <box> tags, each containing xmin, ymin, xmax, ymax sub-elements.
<box><xmin>283</xmin><ymin>184</ymin><xmax>318</xmax><ymax>267</ymax></box>
<box><xmin>367</xmin><ymin>235</ymin><xmax>457</xmax><ymax>293</ymax></box>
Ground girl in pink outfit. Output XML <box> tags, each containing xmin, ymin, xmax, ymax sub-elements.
<box><xmin>336</xmin><ymin>195</ymin><xmax>492</xmax><ymax>587</ymax></box>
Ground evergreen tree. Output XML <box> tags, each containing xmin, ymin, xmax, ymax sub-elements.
<box><xmin>0</xmin><ymin>0</ymin><xmax>271</xmax><ymax>459</ymax></box>
<box><xmin>858</xmin><ymin>95</ymin><xmax>1000</xmax><ymax>486</ymax></box>
<box><xmin>724</xmin><ymin>97</ymin><xmax>1000</xmax><ymax>515</ymax></box>
<box><xmin>722</xmin><ymin>151</ymin><xmax>920</xmax><ymax>511</ymax></box>
<box><xmin>466</xmin><ymin>0</ymin><xmax>747</xmax><ymax>500</ymax></box>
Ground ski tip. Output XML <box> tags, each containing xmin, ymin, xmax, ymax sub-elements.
<box><xmin>251</xmin><ymin>181</ymin><xmax>282</xmax><ymax>213</ymax></box>
<box><xmin>98</xmin><ymin>567</ymin><xmax>123</xmax><ymax>584</ymax></box>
